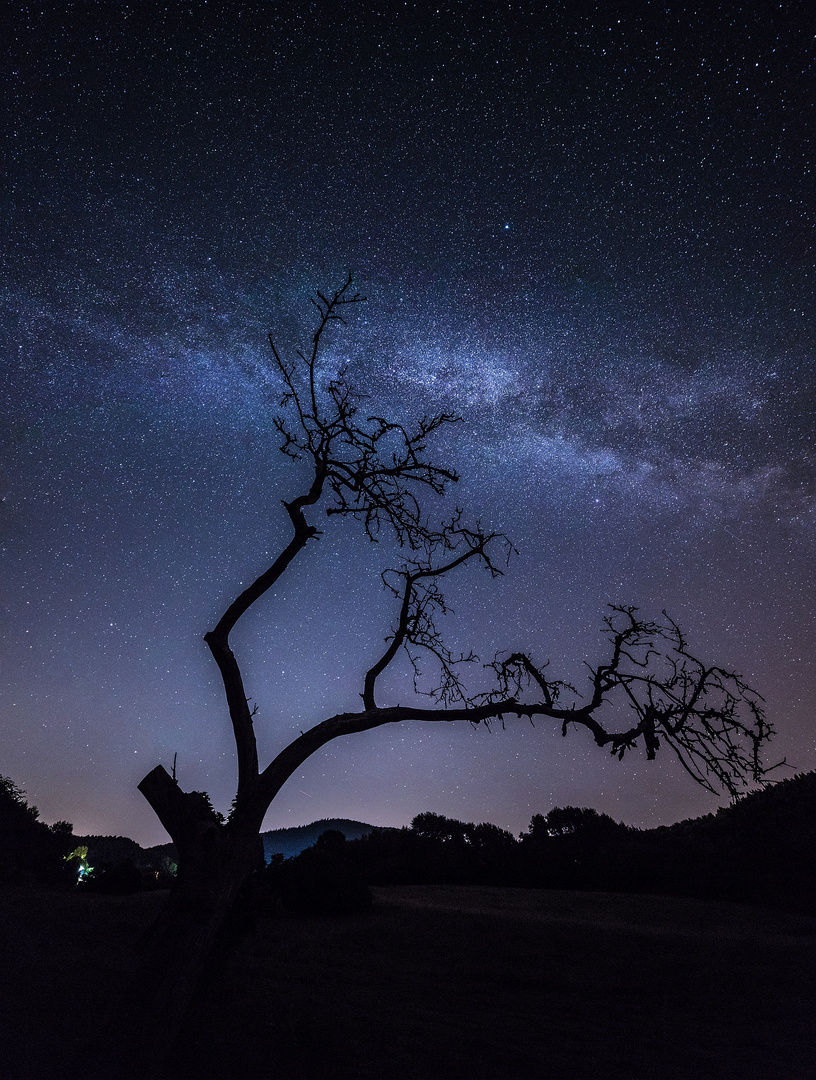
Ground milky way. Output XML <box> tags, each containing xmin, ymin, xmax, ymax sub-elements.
<box><xmin>1</xmin><ymin>3</ymin><xmax>813</xmax><ymax>844</ymax></box>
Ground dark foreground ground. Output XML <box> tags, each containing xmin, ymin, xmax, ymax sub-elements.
<box><xmin>1</xmin><ymin>884</ymin><xmax>815</xmax><ymax>1079</ymax></box>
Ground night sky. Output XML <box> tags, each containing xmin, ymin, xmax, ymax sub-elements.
<box><xmin>2</xmin><ymin>2</ymin><xmax>813</xmax><ymax>847</ymax></box>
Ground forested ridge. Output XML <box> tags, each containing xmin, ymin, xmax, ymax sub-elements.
<box><xmin>5</xmin><ymin>769</ymin><xmax>814</xmax><ymax>912</ymax></box>
<box><xmin>335</xmin><ymin>771</ymin><xmax>816</xmax><ymax>910</ymax></box>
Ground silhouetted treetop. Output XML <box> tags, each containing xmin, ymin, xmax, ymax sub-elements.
<box><xmin>484</xmin><ymin>606</ymin><xmax>775</xmax><ymax>797</ymax></box>
<box><xmin>269</xmin><ymin>273</ymin><xmax>461</xmax><ymax>550</ymax></box>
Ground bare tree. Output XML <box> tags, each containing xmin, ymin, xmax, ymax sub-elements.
<box><xmin>125</xmin><ymin>276</ymin><xmax>775</xmax><ymax>1067</ymax></box>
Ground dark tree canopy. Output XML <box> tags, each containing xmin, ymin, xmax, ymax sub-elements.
<box><xmin>0</xmin><ymin>774</ymin><xmax>75</xmax><ymax>889</ymax></box>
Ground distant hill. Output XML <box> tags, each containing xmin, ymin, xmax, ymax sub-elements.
<box><xmin>261</xmin><ymin>819</ymin><xmax>374</xmax><ymax>860</ymax></box>
<box><xmin>135</xmin><ymin>818</ymin><xmax>375</xmax><ymax>867</ymax></box>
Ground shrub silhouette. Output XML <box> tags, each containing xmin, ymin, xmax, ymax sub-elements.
<box><xmin>263</xmin><ymin>830</ymin><xmax>372</xmax><ymax>915</ymax></box>
<box><xmin>79</xmin><ymin>858</ymin><xmax>144</xmax><ymax>894</ymax></box>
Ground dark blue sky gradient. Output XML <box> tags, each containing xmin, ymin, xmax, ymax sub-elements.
<box><xmin>1</xmin><ymin>2</ymin><xmax>814</xmax><ymax>845</ymax></box>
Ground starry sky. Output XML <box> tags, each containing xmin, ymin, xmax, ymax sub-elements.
<box><xmin>1</xmin><ymin>1</ymin><xmax>814</xmax><ymax>846</ymax></box>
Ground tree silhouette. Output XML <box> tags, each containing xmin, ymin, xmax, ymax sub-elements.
<box><xmin>0</xmin><ymin>774</ymin><xmax>75</xmax><ymax>888</ymax></box>
<box><xmin>125</xmin><ymin>276</ymin><xmax>776</xmax><ymax>1068</ymax></box>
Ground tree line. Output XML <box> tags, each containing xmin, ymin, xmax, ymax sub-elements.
<box><xmin>259</xmin><ymin>771</ymin><xmax>814</xmax><ymax>915</ymax></box>
<box><xmin>7</xmin><ymin>768</ymin><xmax>815</xmax><ymax>913</ymax></box>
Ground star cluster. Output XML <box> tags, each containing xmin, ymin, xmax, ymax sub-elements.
<box><xmin>1</xmin><ymin>2</ymin><xmax>813</xmax><ymax>844</ymax></box>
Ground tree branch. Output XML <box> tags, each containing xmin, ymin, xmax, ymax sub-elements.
<box><xmin>255</xmin><ymin>602</ymin><xmax>774</xmax><ymax>814</ymax></box>
<box><xmin>363</xmin><ymin>523</ymin><xmax>513</xmax><ymax>709</ymax></box>
<box><xmin>196</xmin><ymin>275</ymin><xmax>467</xmax><ymax>815</ymax></box>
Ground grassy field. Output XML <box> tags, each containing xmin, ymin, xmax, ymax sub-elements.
<box><xmin>1</xmin><ymin>885</ymin><xmax>815</xmax><ymax>1079</ymax></box>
